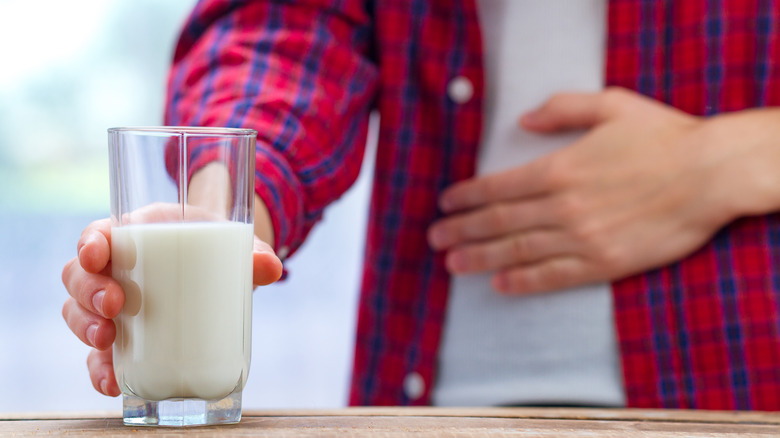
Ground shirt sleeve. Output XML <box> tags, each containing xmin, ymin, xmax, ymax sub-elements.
<box><xmin>164</xmin><ymin>0</ymin><xmax>379</xmax><ymax>258</ymax></box>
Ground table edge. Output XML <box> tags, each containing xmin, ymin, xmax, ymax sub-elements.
<box><xmin>2</xmin><ymin>407</ymin><xmax>780</xmax><ymax>425</ymax></box>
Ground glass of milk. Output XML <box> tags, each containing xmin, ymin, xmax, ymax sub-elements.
<box><xmin>107</xmin><ymin>127</ymin><xmax>256</xmax><ymax>426</ymax></box>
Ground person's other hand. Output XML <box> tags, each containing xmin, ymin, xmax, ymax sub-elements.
<box><xmin>428</xmin><ymin>87</ymin><xmax>742</xmax><ymax>294</ymax></box>
<box><xmin>61</xmin><ymin>204</ymin><xmax>282</xmax><ymax>396</ymax></box>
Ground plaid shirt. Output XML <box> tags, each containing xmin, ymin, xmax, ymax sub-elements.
<box><xmin>165</xmin><ymin>0</ymin><xmax>780</xmax><ymax>409</ymax></box>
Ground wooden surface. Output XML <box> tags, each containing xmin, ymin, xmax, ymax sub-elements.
<box><xmin>3</xmin><ymin>407</ymin><xmax>780</xmax><ymax>437</ymax></box>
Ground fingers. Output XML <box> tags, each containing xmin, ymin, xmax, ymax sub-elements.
<box><xmin>68</xmin><ymin>220</ymin><xmax>127</xmax><ymax>322</ymax></box>
<box><xmin>62</xmin><ymin>257</ymin><xmax>125</xmax><ymax>319</ymax></box>
<box><xmin>87</xmin><ymin>348</ymin><xmax>121</xmax><ymax>397</ymax></box>
<box><xmin>520</xmin><ymin>91</ymin><xmax>607</xmax><ymax>133</ymax></box>
<box><xmin>440</xmin><ymin>90</ymin><xmax>630</xmax><ymax>212</ymax></box>
<box><xmin>519</xmin><ymin>87</ymin><xmax>660</xmax><ymax>134</ymax></box>
<box><xmin>439</xmin><ymin>159</ymin><xmax>556</xmax><ymax>212</ymax></box>
<box><xmin>77</xmin><ymin>219</ymin><xmax>112</xmax><ymax>274</ymax></box>
<box><xmin>492</xmin><ymin>256</ymin><xmax>592</xmax><ymax>294</ymax></box>
<box><xmin>443</xmin><ymin>229</ymin><xmax>572</xmax><ymax>274</ymax></box>
<box><xmin>62</xmin><ymin>297</ymin><xmax>116</xmax><ymax>350</ymax></box>
<box><xmin>253</xmin><ymin>237</ymin><xmax>283</xmax><ymax>286</ymax></box>
<box><xmin>69</xmin><ymin>218</ymin><xmax>122</xmax><ymax>396</ymax></box>
<box><xmin>429</xmin><ymin>199</ymin><xmax>555</xmax><ymax>250</ymax></box>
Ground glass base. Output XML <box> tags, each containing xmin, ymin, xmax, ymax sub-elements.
<box><xmin>122</xmin><ymin>390</ymin><xmax>242</xmax><ymax>427</ymax></box>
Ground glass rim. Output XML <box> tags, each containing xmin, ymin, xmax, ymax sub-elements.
<box><xmin>108</xmin><ymin>126</ymin><xmax>257</xmax><ymax>137</ymax></box>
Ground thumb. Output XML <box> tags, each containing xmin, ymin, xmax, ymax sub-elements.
<box><xmin>520</xmin><ymin>91</ymin><xmax>609</xmax><ymax>133</ymax></box>
<box><xmin>252</xmin><ymin>236</ymin><xmax>283</xmax><ymax>286</ymax></box>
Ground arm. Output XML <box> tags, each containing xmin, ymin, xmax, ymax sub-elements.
<box><xmin>189</xmin><ymin>162</ymin><xmax>275</xmax><ymax>246</ymax></box>
<box><xmin>62</xmin><ymin>0</ymin><xmax>377</xmax><ymax>397</ymax></box>
<box><xmin>166</xmin><ymin>0</ymin><xmax>379</xmax><ymax>257</ymax></box>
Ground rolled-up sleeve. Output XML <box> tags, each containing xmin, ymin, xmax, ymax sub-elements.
<box><xmin>165</xmin><ymin>0</ymin><xmax>379</xmax><ymax>258</ymax></box>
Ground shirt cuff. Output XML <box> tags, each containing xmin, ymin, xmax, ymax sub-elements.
<box><xmin>252</xmin><ymin>142</ymin><xmax>305</xmax><ymax>260</ymax></box>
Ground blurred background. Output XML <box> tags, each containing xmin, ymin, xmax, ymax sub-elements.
<box><xmin>0</xmin><ymin>0</ymin><xmax>371</xmax><ymax>412</ymax></box>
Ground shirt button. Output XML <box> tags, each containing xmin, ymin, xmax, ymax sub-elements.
<box><xmin>447</xmin><ymin>75</ymin><xmax>474</xmax><ymax>104</ymax></box>
<box><xmin>403</xmin><ymin>372</ymin><xmax>425</xmax><ymax>401</ymax></box>
<box><xmin>276</xmin><ymin>246</ymin><xmax>290</xmax><ymax>259</ymax></box>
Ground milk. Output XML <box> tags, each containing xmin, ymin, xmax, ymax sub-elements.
<box><xmin>111</xmin><ymin>222</ymin><xmax>253</xmax><ymax>401</ymax></box>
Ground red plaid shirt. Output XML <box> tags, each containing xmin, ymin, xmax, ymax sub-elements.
<box><xmin>165</xmin><ymin>0</ymin><xmax>780</xmax><ymax>409</ymax></box>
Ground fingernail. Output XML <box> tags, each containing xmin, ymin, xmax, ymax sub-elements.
<box><xmin>100</xmin><ymin>379</ymin><xmax>108</xmax><ymax>394</ymax></box>
<box><xmin>78</xmin><ymin>234</ymin><xmax>94</xmax><ymax>257</ymax></box>
<box><xmin>92</xmin><ymin>290</ymin><xmax>106</xmax><ymax>315</ymax></box>
<box><xmin>86</xmin><ymin>324</ymin><xmax>98</xmax><ymax>346</ymax></box>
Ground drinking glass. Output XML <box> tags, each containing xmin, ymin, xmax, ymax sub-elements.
<box><xmin>108</xmin><ymin>127</ymin><xmax>256</xmax><ymax>426</ymax></box>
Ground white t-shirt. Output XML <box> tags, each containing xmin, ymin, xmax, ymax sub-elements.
<box><xmin>433</xmin><ymin>0</ymin><xmax>626</xmax><ymax>407</ymax></box>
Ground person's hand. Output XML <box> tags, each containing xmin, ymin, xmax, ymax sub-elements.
<box><xmin>428</xmin><ymin>87</ymin><xmax>770</xmax><ymax>294</ymax></box>
<box><xmin>61</xmin><ymin>204</ymin><xmax>282</xmax><ymax>396</ymax></box>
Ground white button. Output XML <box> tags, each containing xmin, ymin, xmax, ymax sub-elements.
<box><xmin>403</xmin><ymin>372</ymin><xmax>425</xmax><ymax>401</ymax></box>
<box><xmin>447</xmin><ymin>76</ymin><xmax>473</xmax><ymax>103</ymax></box>
<box><xmin>277</xmin><ymin>246</ymin><xmax>290</xmax><ymax>259</ymax></box>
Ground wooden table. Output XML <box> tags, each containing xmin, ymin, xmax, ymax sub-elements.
<box><xmin>3</xmin><ymin>407</ymin><xmax>780</xmax><ymax>436</ymax></box>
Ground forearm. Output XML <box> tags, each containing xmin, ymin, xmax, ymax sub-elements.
<box><xmin>253</xmin><ymin>194</ymin><xmax>274</xmax><ymax>247</ymax></box>
<box><xmin>698</xmin><ymin>108</ymin><xmax>780</xmax><ymax>223</ymax></box>
<box><xmin>188</xmin><ymin>162</ymin><xmax>275</xmax><ymax>247</ymax></box>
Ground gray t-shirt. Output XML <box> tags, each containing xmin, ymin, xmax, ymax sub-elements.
<box><xmin>433</xmin><ymin>0</ymin><xmax>625</xmax><ymax>407</ymax></box>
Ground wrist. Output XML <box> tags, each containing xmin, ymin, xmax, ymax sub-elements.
<box><xmin>254</xmin><ymin>194</ymin><xmax>275</xmax><ymax>248</ymax></box>
<box><xmin>189</xmin><ymin>164</ymin><xmax>276</xmax><ymax>248</ymax></box>
<box><xmin>188</xmin><ymin>162</ymin><xmax>232</xmax><ymax>217</ymax></box>
<box><xmin>699</xmin><ymin>109</ymin><xmax>780</xmax><ymax>221</ymax></box>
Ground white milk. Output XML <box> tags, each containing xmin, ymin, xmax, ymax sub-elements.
<box><xmin>111</xmin><ymin>222</ymin><xmax>253</xmax><ymax>401</ymax></box>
